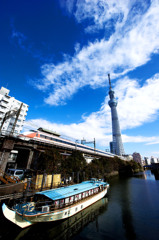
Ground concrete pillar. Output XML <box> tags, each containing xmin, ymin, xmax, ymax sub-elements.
<box><xmin>0</xmin><ymin>139</ymin><xmax>14</xmax><ymax>174</ymax></box>
<box><xmin>0</xmin><ymin>150</ymin><xmax>11</xmax><ymax>174</ymax></box>
<box><xmin>26</xmin><ymin>150</ymin><xmax>34</xmax><ymax>169</ymax></box>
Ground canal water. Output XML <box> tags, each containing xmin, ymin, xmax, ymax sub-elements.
<box><xmin>0</xmin><ymin>170</ymin><xmax>159</xmax><ymax>240</ymax></box>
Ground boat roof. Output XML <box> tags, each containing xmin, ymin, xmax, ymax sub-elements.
<box><xmin>36</xmin><ymin>180</ymin><xmax>108</xmax><ymax>201</ymax></box>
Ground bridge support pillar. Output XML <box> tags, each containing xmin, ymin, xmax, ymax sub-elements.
<box><xmin>0</xmin><ymin>139</ymin><xmax>15</xmax><ymax>174</ymax></box>
<box><xmin>26</xmin><ymin>150</ymin><xmax>34</xmax><ymax>169</ymax></box>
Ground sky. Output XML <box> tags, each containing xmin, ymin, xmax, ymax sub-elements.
<box><xmin>1</xmin><ymin>0</ymin><xmax>159</xmax><ymax>158</ymax></box>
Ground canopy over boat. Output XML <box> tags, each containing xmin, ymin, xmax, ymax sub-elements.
<box><xmin>36</xmin><ymin>180</ymin><xmax>108</xmax><ymax>201</ymax></box>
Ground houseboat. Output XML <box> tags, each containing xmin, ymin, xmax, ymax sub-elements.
<box><xmin>2</xmin><ymin>178</ymin><xmax>109</xmax><ymax>228</ymax></box>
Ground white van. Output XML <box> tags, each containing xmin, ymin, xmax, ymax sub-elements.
<box><xmin>6</xmin><ymin>169</ymin><xmax>24</xmax><ymax>180</ymax></box>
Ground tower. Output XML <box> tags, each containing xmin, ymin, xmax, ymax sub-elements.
<box><xmin>108</xmin><ymin>74</ymin><xmax>125</xmax><ymax>156</ymax></box>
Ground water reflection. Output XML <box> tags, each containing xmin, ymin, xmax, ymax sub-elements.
<box><xmin>15</xmin><ymin>198</ymin><xmax>108</xmax><ymax>240</ymax></box>
<box><xmin>120</xmin><ymin>179</ymin><xmax>136</xmax><ymax>240</ymax></box>
<box><xmin>133</xmin><ymin>170</ymin><xmax>157</xmax><ymax>181</ymax></box>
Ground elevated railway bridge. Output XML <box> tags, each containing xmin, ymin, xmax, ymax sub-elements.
<box><xmin>0</xmin><ymin>131</ymin><xmax>115</xmax><ymax>174</ymax></box>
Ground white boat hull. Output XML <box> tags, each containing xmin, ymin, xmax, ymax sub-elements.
<box><xmin>2</xmin><ymin>188</ymin><xmax>107</xmax><ymax>228</ymax></box>
<box><xmin>2</xmin><ymin>203</ymin><xmax>32</xmax><ymax>228</ymax></box>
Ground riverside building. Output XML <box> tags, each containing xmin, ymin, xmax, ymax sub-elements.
<box><xmin>132</xmin><ymin>152</ymin><xmax>142</xmax><ymax>165</ymax></box>
<box><xmin>0</xmin><ymin>87</ymin><xmax>28</xmax><ymax>136</ymax></box>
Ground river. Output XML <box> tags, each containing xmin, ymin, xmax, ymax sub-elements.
<box><xmin>0</xmin><ymin>170</ymin><xmax>159</xmax><ymax>240</ymax></box>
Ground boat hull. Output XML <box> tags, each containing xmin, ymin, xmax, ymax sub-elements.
<box><xmin>2</xmin><ymin>203</ymin><xmax>32</xmax><ymax>228</ymax></box>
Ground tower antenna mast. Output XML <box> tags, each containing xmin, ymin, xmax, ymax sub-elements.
<box><xmin>108</xmin><ymin>73</ymin><xmax>112</xmax><ymax>89</ymax></box>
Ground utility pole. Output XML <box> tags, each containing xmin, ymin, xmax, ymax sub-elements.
<box><xmin>10</xmin><ymin>103</ymin><xmax>23</xmax><ymax>135</ymax></box>
<box><xmin>0</xmin><ymin>103</ymin><xmax>23</xmax><ymax>135</ymax></box>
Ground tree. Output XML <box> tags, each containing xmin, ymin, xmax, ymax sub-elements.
<box><xmin>36</xmin><ymin>148</ymin><xmax>62</xmax><ymax>173</ymax></box>
<box><xmin>61</xmin><ymin>150</ymin><xmax>87</xmax><ymax>180</ymax></box>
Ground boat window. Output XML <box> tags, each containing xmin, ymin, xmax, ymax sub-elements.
<box><xmin>94</xmin><ymin>188</ymin><xmax>98</xmax><ymax>193</ymax></box>
<box><xmin>69</xmin><ymin>196</ymin><xmax>74</xmax><ymax>202</ymax></box>
<box><xmin>65</xmin><ymin>198</ymin><xmax>69</xmax><ymax>204</ymax></box>
<box><xmin>79</xmin><ymin>193</ymin><xmax>81</xmax><ymax>199</ymax></box>
<box><xmin>82</xmin><ymin>192</ymin><xmax>85</xmax><ymax>198</ymax></box>
<box><xmin>42</xmin><ymin>206</ymin><xmax>50</xmax><ymax>212</ymax></box>
<box><xmin>89</xmin><ymin>190</ymin><xmax>92</xmax><ymax>195</ymax></box>
<box><xmin>55</xmin><ymin>200</ymin><xmax>59</xmax><ymax>206</ymax></box>
<box><xmin>75</xmin><ymin>195</ymin><xmax>78</xmax><ymax>201</ymax></box>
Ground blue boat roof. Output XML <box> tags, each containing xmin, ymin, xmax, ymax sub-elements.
<box><xmin>36</xmin><ymin>180</ymin><xmax>108</xmax><ymax>201</ymax></box>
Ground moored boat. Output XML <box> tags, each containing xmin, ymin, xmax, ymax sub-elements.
<box><xmin>2</xmin><ymin>178</ymin><xmax>109</xmax><ymax>228</ymax></box>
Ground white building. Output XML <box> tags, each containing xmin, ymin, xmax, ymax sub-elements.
<box><xmin>144</xmin><ymin>157</ymin><xmax>151</xmax><ymax>165</ymax></box>
<box><xmin>150</xmin><ymin>156</ymin><xmax>158</xmax><ymax>164</ymax></box>
<box><xmin>0</xmin><ymin>87</ymin><xmax>28</xmax><ymax>136</ymax></box>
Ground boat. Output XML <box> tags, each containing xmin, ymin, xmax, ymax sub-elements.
<box><xmin>2</xmin><ymin>178</ymin><xmax>109</xmax><ymax>228</ymax></box>
<box><xmin>14</xmin><ymin>198</ymin><xmax>108</xmax><ymax>240</ymax></box>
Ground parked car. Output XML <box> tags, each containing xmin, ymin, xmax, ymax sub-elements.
<box><xmin>23</xmin><ymin>169</ymin><xmax>35</xmax><ymax>178</ymax></box>
<box><xmin>6</xmin><ymin>169</ymin><xmax>24</xmax><ymax>180</ymax></box>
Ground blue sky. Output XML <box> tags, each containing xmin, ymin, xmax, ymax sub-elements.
<box><xmin>1</xmin><ymin>0</ymin><xmax>159</xmax><ymax>158</ymax></box>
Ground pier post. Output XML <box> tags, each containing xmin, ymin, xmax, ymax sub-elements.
<box><xmin>77</xmin><ymin>171</ymin><xmax>79</xmax><ymax>183</ymax></box>
<box><xmin>72</xmin><ymin>172</ymin><xmax>74</xmax><ymax>183</ymax></box>
<box><xmin>83</xmin><ymin>171</ymin><xmax>85</xmax><ymax>181</ymax></box>
<box><xmin>51</xmin><ymin>173</ymin><xmax>54</xmax><ymax>189</ymax></box>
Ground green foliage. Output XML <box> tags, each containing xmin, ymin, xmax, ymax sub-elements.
<box><xmin>36</xmin><ymin>148</ymin><xmax>62</xmax><ymax>173</ymax></box>
<box><xmin>35</xmin><ymin>147</ymin><xmax>143</xmax><ymax>179</ymax></box>
<box><xmin>61</xmin><ymin>150</ymin><xmax>87</xmax><ymax>176</ymax></box>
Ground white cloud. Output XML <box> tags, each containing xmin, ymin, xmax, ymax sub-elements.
<box><xmin>26</xmin><ymin>73</ymin><xmax>159</xmax><ymax>149</ymax></box>
<box><xmin>74</xmin><ymin>0</ymin><xmax>131</xmax><ymax>32</ymax></box>
<box><xmin>146</xmin><ymin>141</ymin><xmax>159</xmax><ymax>145</ymax></box>
<box><xmin>34</xmin><ymin>0</ymin><xmax>159</xmax><ymax>107</ymax></box>
<box><xmin>114</xmin><ymin>74</ymin><xmax>159</xmax><ymax>129</ymax></box>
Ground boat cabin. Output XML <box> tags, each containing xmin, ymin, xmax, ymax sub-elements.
<box><xmin>31</xmin><ymin>179</ymin><xmax>108</xmax><ymax>213</ymax></box>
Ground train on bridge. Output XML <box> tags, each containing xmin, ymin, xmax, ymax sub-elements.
<box><xmin>19</xmin><ymin>128</ymin><xmax>115</xmax><ymax>159</ymax></box>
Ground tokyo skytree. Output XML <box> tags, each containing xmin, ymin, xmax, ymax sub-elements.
<box><xmin>108</xmin><ymin>74</ymin><xmax>125</xmax><ymax>156</ymax></box>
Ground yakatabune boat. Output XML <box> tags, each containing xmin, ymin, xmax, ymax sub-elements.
<box><xmin>2</xmin><ymin>178</ymin><xmax>109</xmax><ymax>228</ymax></box>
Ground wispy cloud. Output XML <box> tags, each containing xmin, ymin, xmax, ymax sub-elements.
<box><xmin>35</xmin><ymin>0</ymin><xmax>159</xmax><ymax>107</ymax></box>
<box><xmin>10</xmin><ymin>21</ymin><xmax>53</xmax><ymax>63</ymax></box>
<box><xmin>11</xmin><ymin>22</ymin><xmax>27</xmax><ymax>50</ymax></box>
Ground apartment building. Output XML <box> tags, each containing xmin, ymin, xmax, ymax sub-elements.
<box><xmin>132</xmin><ymin>152</ymin><xmax>142</xmax><ymax>165</ymax></box>
<box><xmin>0</xmin><ymin>87</ymin><xmax>28</xmax><ymax>135</ymax></box>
